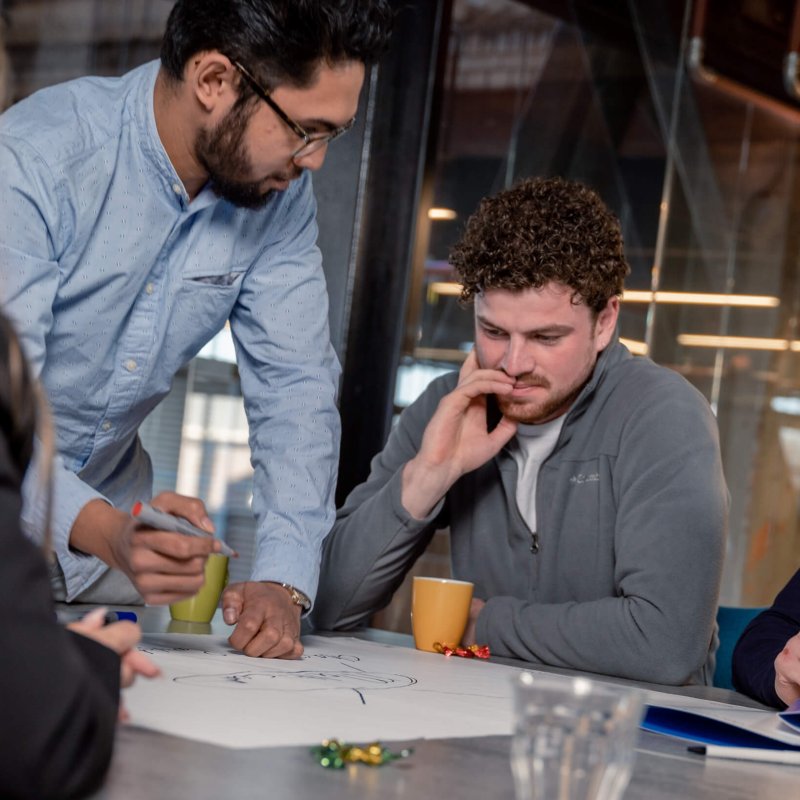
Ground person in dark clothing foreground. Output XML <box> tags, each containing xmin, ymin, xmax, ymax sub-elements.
<box><xmin>0</xmin><ymin>312</ymin><xmax>159</xmax><ymax>799</ymax></box>
<box><xmin>733</xmin><ymin>568</ymin><xmax>800</xmax><ymax>708</ymax></box>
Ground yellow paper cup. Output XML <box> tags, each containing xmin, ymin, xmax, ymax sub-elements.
<box><xmin>169</xmin><ymin>553</ymin><xmax>229</xmax><ymax>624</ymax></box>
<box><xmin>411</xmin><ymin>576</ymin><xmax>474</xmax><ymax>652</ymax></box>
<box><xmin>166</xmin><ymin>620</ymin><xmax>212</xmax><ymax>635</ymax></box>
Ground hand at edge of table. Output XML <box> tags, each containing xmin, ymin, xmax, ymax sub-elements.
<box><xmin>222</xmin><ymin>581</ymin><xmax>303</xmax><ymax>659</ymax></box>
<box><xmin>775</xmin><ymin>631</ymin><xmax>800</xmax><ymax>707</ymax></box>
<box><xmin>68</xmin><ymin>607</ymin><xmax>161</xmax><ymax>721</ymax></box>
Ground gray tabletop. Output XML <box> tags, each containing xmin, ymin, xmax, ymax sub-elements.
<box><xmin>69</xmin><ymin>605</ymin><xmax>799</xmax><ymax>800</ymax></box>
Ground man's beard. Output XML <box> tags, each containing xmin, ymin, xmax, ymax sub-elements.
<box><xmin>497</xmin><ymin>373</ymin><xmax>585</xmax><ymax>425</ymax></box>
<box><xmin>195</xmin><ymin>101</ymin><xmax>299</xmax><ymax>209</ymax></box>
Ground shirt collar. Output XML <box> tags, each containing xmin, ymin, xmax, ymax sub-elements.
<box><xmin>132</xmin><ymin>60</ymin><xmax>218</xmax><ymax>214</ymax></box>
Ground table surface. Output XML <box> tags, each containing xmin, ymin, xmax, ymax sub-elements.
<box><xmin>69</xmin><ymin>604</ymin><xmax>799</xmax><ymax>800</ymax></box>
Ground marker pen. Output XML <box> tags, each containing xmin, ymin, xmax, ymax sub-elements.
<box><xmin>103</xmin><ymin>610</ymin><xmax>138</xmax><ymax>624</ymax></box>
<box><xmin>56</xmin><ymin>607</ymin><xmax>138</xmax><ymax>626</ymax></box>
<box><xmin>131</xmin><ymin>501</ymin><xmax>237</xmax><ymax>558</ymax></box>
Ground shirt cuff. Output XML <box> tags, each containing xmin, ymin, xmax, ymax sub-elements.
<box><xmin>248</xmin><ymin>510</ymin><xmax>328</xmax><ymax>607</ymax></box>
<box><xmin>22</xmin><ymin>450</ymin><xmax>112</xmax><ymax>601</ymax></box>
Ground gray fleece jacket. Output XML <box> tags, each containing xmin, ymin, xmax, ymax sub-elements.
<box><xmin>314</xmin><ymin>341</ymin><xmax>728</xmax><ymax>685</ymax></box>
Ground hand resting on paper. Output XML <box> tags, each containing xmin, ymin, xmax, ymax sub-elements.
<box><xmin>222</xmin><ymin>581</ymin><xmax>303</xmax><ymax>659</ymax></box>
<box><xmin>68</xmin><ymin>607</ymin><xmax>161</xmax><ymax>721</ymax></box>
<box><xmin>775</xmin><ymin>631</ymin><xmax>800</xmax><ymax>707</ymax></box>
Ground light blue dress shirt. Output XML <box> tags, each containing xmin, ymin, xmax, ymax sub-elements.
<box><xmin>0</xmin><ymin>61</ymin><xmax>341</xmax><ymax>603</ymax></box>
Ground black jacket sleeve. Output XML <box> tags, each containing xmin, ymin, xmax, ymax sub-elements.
<box><xmin>732</xmin><ymin>569</ymin><xmax>800</xmax><ymax>708</ymax></box>
<box><xmin>0</xmin><ymin>434</ymin><xmax>120</xmax><ymax>800</ymax></box>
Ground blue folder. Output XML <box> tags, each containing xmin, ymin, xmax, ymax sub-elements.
<box><xmin>642</xmin><ymin>702</ymin><xmax>800</xmax><ymax>751</ymax></box>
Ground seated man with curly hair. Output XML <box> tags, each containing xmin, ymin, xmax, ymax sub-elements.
<box><xmin>313</xmin><ymin>176</ymin><xmax>728</xmax><ymax>685</ymax></box>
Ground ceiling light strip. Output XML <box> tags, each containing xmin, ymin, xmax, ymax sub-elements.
<box><xmin>678</xmin><ymin>335</ymin><xmax>792</xmax><ymax>351</ymax></box>
<box><xmin>622</xmin><ymin>291</ymin><xmax>779</xmax><ymax>307</ymax></box>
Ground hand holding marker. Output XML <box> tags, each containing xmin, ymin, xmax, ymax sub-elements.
<box><xmin>131</xmin><ymin>501</ymin><xmax>238</xmax><ymax>558</ymax></box>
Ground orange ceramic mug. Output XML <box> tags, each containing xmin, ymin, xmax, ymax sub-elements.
<box><xmin>411</xmin><ymin>576</ymin><xmax>474</xmax><ymax>652</ymax></box>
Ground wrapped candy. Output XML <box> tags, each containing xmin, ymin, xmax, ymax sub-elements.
<box><xmin>433</xmin><ymin>642</ymin><xmax>491</xmax><ymax>659</ymax></box>
<box><xmin>311</xmin><ymin>738</ymin><xmax>413</xmax><ymax>769</ymax></box>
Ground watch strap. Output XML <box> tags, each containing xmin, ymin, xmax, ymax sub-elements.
<box><xmin>276</xmin><ymin>582</ymin><xmax>311</xmax><ymax>611</ymax></box>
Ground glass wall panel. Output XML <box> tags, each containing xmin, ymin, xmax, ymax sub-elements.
<box><xmin>390</xmin><ymin>0</ymin><xmax>800</xmax><ymax>629</ymax></box>
<box><xmin>398</xmin><ymin>0</ymin><xmax>672</xmax><ymax>405</ymax></box>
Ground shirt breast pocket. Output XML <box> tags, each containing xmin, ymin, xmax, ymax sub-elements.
<box><xmin>176</xmin><ymin>264</ymin><xmax>249</xmax><ymax>336</ymax></box>
<box><xmin>183</xmin><ymin>264</ymin><xmax>248</xmax><ymax>289</ymax></box>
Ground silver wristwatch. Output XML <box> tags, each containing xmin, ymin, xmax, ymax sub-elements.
<box><xmin>277</xmin><ymin>582</ymin><xmax>311</xmax><ymax>611</ymax></box>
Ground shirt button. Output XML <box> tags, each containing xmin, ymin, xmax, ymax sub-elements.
<box><xmin>172</xmin><ymin>182</ymin><xmax>183</xmax><ymax>195</ymax></box>
<box><xmin>101</xmin><ymin>421</ymin><xmax>112</xmax><ymax>431</ymax></box>
<box><xmin>125</xmin><ymin>359</ymin><xmax>137</xmax><ymax>372</ymax></box>
<box><xmin>145</xmin><ymin>283</ymin><xmax>154</xmax><ymax>295</ymax></box>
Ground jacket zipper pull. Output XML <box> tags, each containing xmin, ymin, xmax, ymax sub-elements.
<box><xmin>530</xmin><ymin>531</ymin><xmax>539</xmax><ymax>553</ymax></box>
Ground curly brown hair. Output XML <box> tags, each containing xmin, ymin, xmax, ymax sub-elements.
<box><xmin>449</xmin><ymin>176</ymin><xmax>630</xmax><ymax>312</ymax></box>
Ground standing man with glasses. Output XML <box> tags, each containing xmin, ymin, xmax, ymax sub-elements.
<box><xmin>0</xmin><ymin>0</ymin><xmax>393</xmax><ymax>658</ymax></box>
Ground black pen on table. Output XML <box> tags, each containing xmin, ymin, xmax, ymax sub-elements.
<box><xmin>131</xmin><ymin>501</ymin><xmax>238</xmax><ymax>558</ymax></box>
<box><xmin>688</xmin><ymin>744</ymin><xmax>800</xmax><ymax>765</ymax></box>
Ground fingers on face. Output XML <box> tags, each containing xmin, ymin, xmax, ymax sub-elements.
<box><xmin>489</xmin><ymin>415</ymin><xmax>518</xmax><ymax>447</ymax></box>
<box><xmin>458</xmin><ymin>348</ymin><xmax>479</xmax><ymax>377</ymax></box>
<box><xmin>454</xmin><ymin>374</ymin><xmax>515</xmax><ymax>400</ymax></box>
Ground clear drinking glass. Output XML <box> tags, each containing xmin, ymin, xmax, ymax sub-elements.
<box><xmin>510</xmin><ymin>671</ymin><xmax>645</xmax><ymax>800</ymax></box>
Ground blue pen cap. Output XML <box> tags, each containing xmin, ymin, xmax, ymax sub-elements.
<box><xmin>104</xmin><ymin>610</ymin><xmax>138</xmax><ymax>624</ymax></box>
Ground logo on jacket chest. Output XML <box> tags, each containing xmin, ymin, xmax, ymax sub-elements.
<box><xmin>569</xmin><ymin>472</ymin><xmax>600</xmax><ymax>485</ymax></box>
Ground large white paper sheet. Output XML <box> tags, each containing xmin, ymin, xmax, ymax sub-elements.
<box><xmin>124</xmin><ymin>632</ymin><xmax>786</xmax><ymax>751</ymax></box>
<box><xmin>125</xmin><ymin>634</ymin><xmax>520</xmax><ymax>748</ymax></box>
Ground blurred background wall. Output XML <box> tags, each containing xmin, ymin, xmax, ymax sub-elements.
<box><xmin>3</xmin><ymin>0</ymin><xmax>800</xmax><ymax>629</ymax></box>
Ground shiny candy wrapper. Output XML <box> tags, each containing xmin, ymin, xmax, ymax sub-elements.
<box><xmin>311</xmin><ymin>738</ymin><xmax>413</xmax><ymax>769</ymax></box>
<box><xmin>433</xmin><ymin>642</ymin><xmax>491</xmax><ymax>659</ymax></box>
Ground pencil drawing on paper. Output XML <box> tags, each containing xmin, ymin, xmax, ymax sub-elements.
<box><xmin>173</xmin><ymin>666</ymin><xmax>416</xmax><ymax>704</ymax></box>
<box><xmin>140</xmin><ymin>640</ymin><xmax>417</xmax><ymax>705</ymax></box>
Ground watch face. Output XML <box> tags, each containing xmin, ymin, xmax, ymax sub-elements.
<box><xmin>280</xmin><ymin>583</ymin><xmax>310</xmax><ymax>609</ymax></box>
<box><xmin>293</xmin><ymin>590</ymin><xmax>311</xmax><ymax>610</ymax></box>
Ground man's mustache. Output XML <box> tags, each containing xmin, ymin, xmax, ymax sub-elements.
<box><xmin>509</xmin><ymin>374</ymin><xmax>550</xmax><ymax>389</ymax></box>
<box><xmin>271</xmin><ymin>167</ymin><xmax>303</xmax><ymax>183</ymax></box>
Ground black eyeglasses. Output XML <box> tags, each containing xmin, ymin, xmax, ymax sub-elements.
<box><xmin>232</xmin><ymin>61</ymin><xmax>355</xmax><ymax>159</ymax></box>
